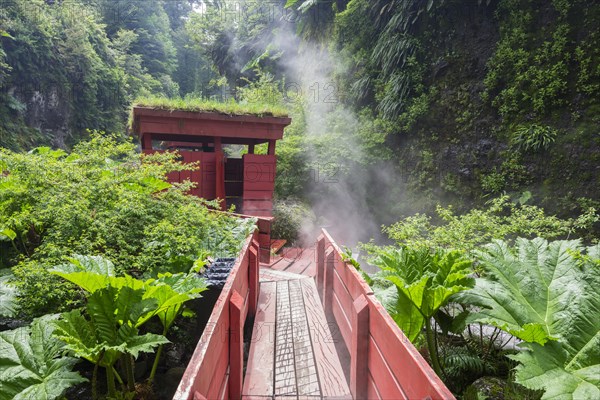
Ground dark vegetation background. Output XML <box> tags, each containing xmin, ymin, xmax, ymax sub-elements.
<box><xmin>1</xmin><ymin>0</ymin><xmax>598</xmax><ymax>237</ymax></box>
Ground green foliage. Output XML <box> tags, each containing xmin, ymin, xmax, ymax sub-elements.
<box><xmin>375</xmin><ymin>54</ymin><xmax>427</xmax><ymax>121</ymax></box>
<box><xmin>441</xmin><ymin>346</ymin><xmax>494</xmax><ymax>389</ymax></box>
<box><xmin>511</xmin><ymin>124</ymin><xmax>558</xmax><ymax>152</ymax></box>
<box><xmin>369</xmin><ymin>246</ymin><xmax>474</xmax><ymax>376</ymax></box>
<box><xmin>480</xmin><ymin>156</ymin><xmax>531</xmax><ymax>194</ymax></box>
<box><xmin>273</xmin><ymin>109</ymin><xmax>310</xmax><ymax>199</ymax></box>
<box><xmin>54</xmin><ymin>293</ymin><xmax>167</xmax><ymax>398</ymax></box>
<box><xmin>381</xmin><ymin>196</ymin><xmax>597</xmax><ymax>252</ymax></box>
<box><xmin>0</xmin><ymin>0</ymin><xmax>126</xmax><ymax>146</ymax></box>
<box><xmin>0</xmin><ymin>0</ymin><xmax>211</xmax><ymax>150</ymax></box>
<box><xmin>457</xmin><ymin>239</ymin><xmax>600</xmax><ymax>399</ymax></box>
<box><xmin>480</xmin><ymin>171</ymin><xmax>506</xmax><ymax>194</ymax></box>
<box><xmin>0</xmin><ymin>314</ymin><xmax>87</xmax><ymax>400</ymax></box>
<box><xmin>0</xmin><ymin>134</ymin><xmax>252</xmax><ymax>317</ymax></box>
<box><xmin>131</xmin><ymin>94</ymin><xmax>289</xmax><ymax>121</ymax></box>
<box><xmin>271</xmin><ymin>200</ymin><xmax>316</xmax><ymax>244</ymax></box>
<box><xmin>138</xmin><ymin>271</ymin><xmax>208</xmax><ymax>382</ymax></box>
<box><xmin>574</xmin><ymin>26</ymin><xmax>600</xmax><ymax>98</ymax></box>
<box><xmin>458</xmin><ymin>239</ymin><xmax>580</xmax><ymax>344</ymax></box>
<box><xmin>371</xmin><ymin>247</ymin><xmax>474</xmax><ymax>342</ymax></box>
<box><xmin>50</xmin><ymin>253</ymin><xmax>207</xmax><ymax>397</ymax></box>
<box><xmin>284</xmin><ymin>0</ymin><xmax>320</xmax><ymax>13</ymax></box>
<box><xmin>210</xmin><ymin>69</ymin><xmax>392</xmax><ymax>202</ymax></box>
<box><xmin>185</xmin><ymin>0</ymin><xmax>291</xmax><ymax>85</ymax></box>
<box><xmin>329</xmin><ymin>0</ymin><xmax>600</xmax><ymax>226</ymax></box>
<box><xmin>0</xmin><ymin>275</ymin><xmax>18</xmax><ymax>317</ymax></box>
<box><xmin>483</xmin><ymin>1</ymin><xmax>571</xmax><ymax>117</ymax></box>
<box><xmin>341</xmin><ymin>247</ymin><xmax>373</xmax><ymax>286</ymax></box>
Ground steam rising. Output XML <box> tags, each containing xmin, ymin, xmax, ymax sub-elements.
<box><xmin>271</xmin><ymin>22</ymin><xmax>395</xmax><ymax>248</ymax></box>
<box><xmin>205</xmin><ymin>1</ymin><xmax>409</xmax><ymax>249</ymax></box>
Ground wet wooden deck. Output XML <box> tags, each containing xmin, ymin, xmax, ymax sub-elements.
<box><xmin>243</xmin><ymin>249</ymin><xmax>351</xmax><ymax>399</ymax></box>
<box><xmin>266</xmin><ymin>247</ymin><xmax>318</xmax><ymax>277</ymax></box>
<box><xmin>176</xmin><ymin>235</ymin><xmax>454</xmax><ymax>400</ymax></box>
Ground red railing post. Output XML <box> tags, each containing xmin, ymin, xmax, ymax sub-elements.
<box><xmin>248</xmin><ymin>240</ymin><xmax>260</xmax><ymax>318</ymax></box>
<box><xmin>316</xmin><ymin>235</ymin><xmax>325</xmax><ymax>298</ymax></box>
<box><xmin>350</xmin><ymin>294</ymin><xmax>370</xmax><ymax>399</ymax></box>
<box><xmin>229</xmin><ymin>290</ymin><xmax>244</xmax><ymax>400</ymax></box>
<box><xmin>215</xmin><ymin>147</ymin><xmax>226</xmax><ymax>211</ymax></box>
<box><xmin>323</xmin><ymin>248</ymin><xmax>335</xmax><ymax>315</ymax></box>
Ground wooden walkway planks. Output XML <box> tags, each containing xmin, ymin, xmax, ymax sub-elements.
<box><xmin>243</xmin><ymin>281</ymin><xmax>277</xmax><ymax>397</ymax></box>
<box><xmin>274</xmin><ymin>280</ymin><xmax>298</xmax><ymax>396</ymax></box>
<box><xmin>264</xmin><ymin>246</ymin><xmax>317</xmax><ymax>278</ymax></box>
<box><xmin>259</xmin><ymin>267</ymin><xmax>310</xmax><ymax>283</ymax></box>
<box><xmin>298</xmin><ymin>278</ymin><xmax>350</xmax><ymax>399</ymax></box>
<box><xmin>242</xmin><ymin>268</ymin><xmax>351</xmax><ymax>399</ymax></box>
<box><xmin>287</xmin><ymin>280</ymin><xmax>320</xmax><ymax>397</ymax></box>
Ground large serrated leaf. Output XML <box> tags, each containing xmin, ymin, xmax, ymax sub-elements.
<box><xmin>67</xmin><ymin>254</ymin><xmax>115</xmax><ymax>276</ymax></box>
<box><xmin>375</xmin><ymin>283</ymin><xmax>424</xmax><ymax>342</ymax></box>
<box><xmin>139</xmin><ymin>282</ymin><xmax>198</xmax><ymax>329</ymax></box>
<box><xmin>0</xmin><ymin>276</ymin><xmax>18</xmax><ymax>317</ymax></box>
<box><xmin>49</xmin><ymin>270</ymin><xmax>110</xmax><ymax>293</ymax></box>
<box><xmin>510</xmin><ymin>339</ymin><xmax>600</xmax><ymax>400</ymax></box>
<box><xmin>155</xmin><ymin>272</ymin><xmax>207</xmax><ymax>294</ymax></box>
<box><xmin>125</xmin><ymin>333</ymin><xmax>170</xmax><ymax>359</ymax></box>
<box><xmin>0</xmin><ymin>315</ymin><xmax>86</xmax><ymax>400</ymax></box>
<box><xmin>114</xmin><ymin>285</ymin><xmax>155</xmax><ymax>326</ymax></box>
<box><xmin>87</xmin><ymin>287</ymin><xmax>119</xmax><ymax>344</ymax></box>
<box><xmin>372</xmin><ymin>246</ymin><xmax>474</xmax><ymax>343</ymax></box>
<box><xmin>457</xmin><ymin>239</ymin><xmax>587</xmax><ymax>344</ymax></box>
<box><xmin>52</xmin><ymin>310</ymin><xmax>105</xmax><ymax>365</ymax></box>
<box><xmin>459</xmin><ymin>238</ymin><xmax>600</xmax><ymax>398</ymax></box>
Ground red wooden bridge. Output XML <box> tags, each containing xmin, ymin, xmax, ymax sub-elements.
<box><xmin>133</xmin><ymin>107</ymin><xmax>454</xmax><ymax>399</ymax></box>
<box><xmin>174</xmin><ymin>229</ymin><xmax>454</xmax><ymax>400</ymax></box>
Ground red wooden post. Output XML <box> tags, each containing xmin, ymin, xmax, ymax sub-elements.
<box><xmin>229</xmin><ymin>290</ymin><xmax>244</xmax><ymax>400</ymax></box>
<box><xmin>215</xmin><ymin>143</ymin><xmax>226</xmax><ymax>211</ymax></box>
<box><xmin>214</xmin><ymin>137</ymin><xmax>225</xmax><ymax>210</ymax></box>
<box><xmin>248</xmin><ymin>240</ymin><xmax>260</xmax><ymax>318</ymax></box>
<box><xmin>248</xmin><ymin>142</ymin><xmax>255</xmax><ymax>154</ymax></box>
<box><xmin>142</xmin><ymin>133</ymin><xmax>152</xmax><ymax>150</ymax></box>
<box><xmin>267</xmin><ymin>139</ymin><xmax>276</xmax><ymax>155</ymax></box>
<box><xmin>323</xmin><ymin>248</ymin><xmax>335</xmax><ymax>315</ymax></box>
<box><xmin>316</xmin><ymin>235</ymin><xmax>325</xmax><ymax>299</ymax></box>
<box><xmin>350</xmin><ymin>294</ymin><xmax>370</xmax><ymax>399</ymax></box>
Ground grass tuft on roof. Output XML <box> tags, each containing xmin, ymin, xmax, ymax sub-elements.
<box><xmin>131</xmin><ymin>96</ymin><xmax>289</xmax><ymax>120</ymax></box>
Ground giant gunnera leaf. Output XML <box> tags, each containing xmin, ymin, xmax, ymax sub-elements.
<box><xmin>0</xmin><ymin>314</ymin><xmax>87</xmax><ymax>400</ymax></box>
<box><xmin>457</xmin><ymin>238</ymin><xmax>600</xmax><ymax>399</ymax></box>
<box><xmin>372</xmin><ymin>247</ymin><xmax>474</xmax><ymax>343</ymax></box>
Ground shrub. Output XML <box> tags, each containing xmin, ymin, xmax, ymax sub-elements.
<box><xmin>372</xmin><ymin>196</ymin><xmax>597</xmax><ymax>253</ymax></box>
<box><xmin>0</xmin><ymin>133</ymin><xmax>254</xmax><ymax>317</ymax></box>
<box><xmin>271</xmin><ymin>199</ymin><xmax>317</xmax><ymax>245</ymax></box>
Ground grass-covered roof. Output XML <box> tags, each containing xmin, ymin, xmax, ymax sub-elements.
<box><xmin>131</xmin><ymin>96</ymin><xmax>289</xmax><ymax>119</ymax></box>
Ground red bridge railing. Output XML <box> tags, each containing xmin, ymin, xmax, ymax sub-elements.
<box><xmin>174</xmin><ymin>231</ymin><xmax>260</xmax><ymax>400</ymax></box>
<box><xmin>317</xmin><ymin>229</ymin><xmax>455</xmax><ymax>400</ymax></box>
<box><xmin>175</xmin><ymin>227</ymin><xmax>454</xmax><ymax>400</ymax></box>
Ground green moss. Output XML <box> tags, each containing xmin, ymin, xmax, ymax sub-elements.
<box><xmin>130</xmin><ymin>95</ymin><xmax>289</xmax><ymax>126</ymax></box>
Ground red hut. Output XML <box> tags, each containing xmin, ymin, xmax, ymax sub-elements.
<box><xmin>131</xmin><ymin>106</ymin><xmax>291</xmax><ymax>217</ymax></box>
<box><xmin>132</xmin><ymin>104</ymin><xmax>290</xmax><ymax>263</ymax></box>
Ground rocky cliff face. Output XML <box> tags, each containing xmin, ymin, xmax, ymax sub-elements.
<box><xmin>379</xmin><ymin>0</ymin><xmax>600</xmax><ymax>217</ymax></box>
<box><xmin>21</xmin><ymin>87</ymin><xmax>71</xmax><ymax>148</ymax></box>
